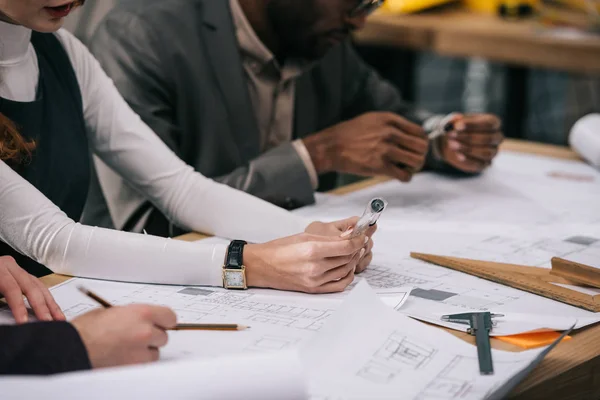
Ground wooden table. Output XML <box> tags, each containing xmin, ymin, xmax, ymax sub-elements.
<box><xmin>354</xmin><ymin>5</ymin><xmax>600</xmax><ymax>74</ymax></box>
<box><xmin>41</xmin><ymin>139</ymin><xmax>599</xmax><ymax>399</ymax></box>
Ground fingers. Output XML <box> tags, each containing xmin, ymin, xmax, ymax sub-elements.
<box><xmin>316</xmin><ymin>264</ymin><xmax>357</xmax><ymax>294</ymax></box>
<box><xmin>356</xmin><ymin>252</ymin><xmax>373</xmax><ymax>274</ymax></box>
<box><xmin>147</xmin><ymin>306</ymin><xmax>177</xmax><ymax>330</ymax></box>
<box><xmin>447</xmin><ymin>131</ymin><xmax>504</xmax><ymax>147</ymax></box>
<box><xmin>365</xmin><ymin>223</ymin><xmax>377</xmax><ymax>238</ymax></box>
<box><xmin>33</xmin><ymin>278</ymin><xmax>65</xmax><ymax>321</ymax></box>
<box><xmin>148</xmin><ymin>326</ymin><xmax>169</xmax><ymax>348</ymax></box>
<box><xmin>386</xmin><ymin>130</ymin><xmax>429</xmax><ymax>155</ymax></box>
<box><xmin>383</xmin><ymin>144</ymin><xmax>426</xmax><ymax>170</ymax></box>
<box><xmin>356</xmin><ymin>237</ymin><xmax>374</xmax><ymax>274</ymax></box>
<box><xmin>6</xmin><ymin>264</ymin><xmax>53</xmax><ymax>322</ymax></box>
<box><xmin>0</xmin><ymin>266</ymin><xmax>28</xmax><ymax>324</ymax></box>
<box><xmin>454</xmin><ymin>114</ymin><xmax>501</xmax><ymax>132</ymax></box>
<box><xmin>20</xmin><ymin>274</ymin><xmax>52</xmax><ymax>322</ymax></box>
<box><xmin>383</xmin><ymin>163</ymin><xmax>414</xmax><ymax>183</ymax></box>
<box><xmin>461</xmin><ymin>145</ymin><xmax>498</xmax><ymax>163</ymax></box>
<box><xmin>336</xmin><ymin>216</ymin><xmax>360</xmax><ymax>237</ymax></box>
<box><xmin>131</xmin><ymin>348</ymin><xmax>160</xmax><ymax>365</ymax></box>
<box><xmin>447</xmin><ymin>151</ymin><xmax>489</xmax><ymax>173</ymax></box>
<box><xmin>308</xmin><ymin>234</ymin><xmax>367</xmax><ymax>258</ymax></box>
<box><xmin>318</xmin><ymin>252</ymin><xmax>361</xmax><ymax>286</ymax></box>
<box><xmin>384</xmin><ymin>113</ymin><xmax>427</xmax><ymax>138</ymax></box>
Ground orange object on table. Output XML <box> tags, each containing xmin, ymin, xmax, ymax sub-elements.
<box><xmin>496</xmin><ymin>331</ymin><xmax>572</xmax><ymax>349</ymax></box>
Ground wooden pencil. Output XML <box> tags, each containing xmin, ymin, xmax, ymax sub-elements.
<box><xmin>77</xmin><ymin>286</ymin><xmax>248</xmax><ymax>331</ymax></box>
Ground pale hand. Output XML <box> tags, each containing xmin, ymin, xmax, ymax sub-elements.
<box><xmin>303</xmin><ymin>112</ymin><xmax>429</xmax><ymax>182</ymax></box>
<box><xmin>440</xmin><ymin>113</ymin><xmax>504</xmax><ymax>173</ymax></box>
<box><xmin>0</xmin><ymin>256</ymin><xmax>65</xmax><ymax>323</ymax></box>
<box><xmin>244</xmin><ymin>233</ymin><xmax>367</xmax><ymax>294</ymax></box>
<box><xmin>305</xmin><ymin>217</ymin><xmax>376</xmax><ymax>274</ymax></box>
<box><xmin>72</xmin><ymin>304</ymin><xmax>177</xmax><ymax>369</ymax></box>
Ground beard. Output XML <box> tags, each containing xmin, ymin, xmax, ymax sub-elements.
<box><xmin>266</xmin><ymin>0</ymin><xmax>332</xmax><ymax>61</ymax></box>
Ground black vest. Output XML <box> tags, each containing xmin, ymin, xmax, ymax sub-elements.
<box><xmin>0</xmin><ymin>32</ymin><xmax>89</xmax><ymax>277</ymax></box>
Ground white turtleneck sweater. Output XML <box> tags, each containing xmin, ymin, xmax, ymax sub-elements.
<box><xmin>0</xmin><ymin>22</ymin><xmax>309</xmax><ymax>286</ymax></box>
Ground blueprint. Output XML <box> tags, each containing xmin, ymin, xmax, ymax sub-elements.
<box><xmin>303</xmin><ymin>282</ymin><xmax>562</xmax><ymax>400</ymax></box>
<box><xmin>28</xmin><ymin>277</ymin><xmax>412</xmax><ymax>361</ymax></box>
<box><xmin>290</xmin><ymin>151</ymin><xmax>600</xmax><ymax>335</ymax></box>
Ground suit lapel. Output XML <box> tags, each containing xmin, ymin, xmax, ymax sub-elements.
<box><xmin>200</xmin><ymin>0</ymin><xmax>261</xmax><ymax>161</ymax></box>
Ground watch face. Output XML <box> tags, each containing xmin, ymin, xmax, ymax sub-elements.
<box><xmin>224</xmin><ymin>269</ymin><xmax>246</xmax><ymax>288</ymax></box>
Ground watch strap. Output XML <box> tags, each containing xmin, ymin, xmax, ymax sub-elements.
<box><xmin>225</xmin><ymin>240</ymin><xmax>247</xmax><ymax>269</ymax></box>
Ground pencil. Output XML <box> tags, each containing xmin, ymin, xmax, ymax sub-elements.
<box><xmin>77</xmin><ymin>286</ymin><xmax>248</xmax><ymax>331</ymax></box>
<box><xmin>172</xmin><ymin>323</ymin><xmax>248</xmax><ymax>331</ymax></box>
<box><xmin>77</xmin><ymin>286</ymin><xmax>113</xmax><ymax>308</ymax></box>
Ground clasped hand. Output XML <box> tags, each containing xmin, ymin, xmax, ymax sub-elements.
<box><xmin>244</xmin><ymin>217</ymin><xmax>376</xmax><ymax>294</ymax></box>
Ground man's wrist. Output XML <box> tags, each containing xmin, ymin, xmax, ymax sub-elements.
<box><xmin>302</xmin><ymin>131</ymin><xmax>336</xmax><ymax>174</ymax></box>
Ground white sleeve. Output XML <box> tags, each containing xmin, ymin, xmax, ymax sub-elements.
<box><xmin>0</xmin><ymin>161</ymin><xmax>225</xmax><ymax>286</ymax></box>
<box><xmin>54</xmin><ymin>29</ymin><xmax>309</xmax><ymax>242</ymax></box>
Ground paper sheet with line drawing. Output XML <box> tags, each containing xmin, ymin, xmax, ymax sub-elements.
<box><xmin>303</xmin><ymin>281</ymin><xmax>562</xmax><ymax>400</ymax></box>
<box><xmin>294</xmin><ymin>151</ymin><xmax>600</xmax><ymax>231</ymax></box>
<box><xmin>32</xmin><ymin>277</ymin><xmax>412</xmax><ymax>361</ymax></box>
<box><xmin>353</xmin><ymin>228</ymin><xmax>600</xmax><ymax>335</ymax></box>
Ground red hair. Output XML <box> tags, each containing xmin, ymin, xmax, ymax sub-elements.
<box><xmin>0</xmin><ymin>113</ymin><xmax>36</xmax><ymax>163</ymax></box>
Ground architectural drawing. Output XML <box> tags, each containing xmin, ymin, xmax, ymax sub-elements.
<box><xmin>61</xmin><ymin>303</ymin><xmax>96</xmax><ymax>318</ymax></box>
<box><xmin>357</xmin><ymin>332</ymin><xmax>436</xmax><ymax>384</ymax></box>
<box><xmin>361</xmin><ymin>265</ymin><xmax>430</xmax><ymax>289</ymax></box>
<box><xmin>416</xmin><ymin>356</ymin><xmax>475</xmax><ymax>399</ymax></box>
<box><xmin>245</xmin><ymin>335</ymin><xmax>300</xmax><ymax>353</ymax></box>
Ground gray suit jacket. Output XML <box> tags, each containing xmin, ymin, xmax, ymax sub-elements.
<box><xmin>82</xmin><ymin>0</ymin><xmax>435</xmax><ymax>235</ymax></box>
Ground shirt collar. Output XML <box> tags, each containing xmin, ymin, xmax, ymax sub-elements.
<box><xmin>0</xmin><ymin>20</ymin><xmax>32</xmax><ymax>66</ymax></box>
<box><xmin>229</xmin><ymin>0</ymin><xmax>309</xmax><ymax>80</ymax></box>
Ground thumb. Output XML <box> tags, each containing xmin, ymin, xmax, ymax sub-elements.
<box><xmin>335</xmin><ymin>216</ymin><xmax>360</xmax><ymax>236</ymax></box>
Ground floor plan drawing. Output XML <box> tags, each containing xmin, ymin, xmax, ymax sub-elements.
<box><xmin>361</xmin><ymin>265</ymin><xmax>430</xmax><ymax>289</ymax></box>
<box><xmin>245</xmin><ymin>335</ymin><xmax>301</xmax><ymax>353</ymax></box>
<box><xmin>416</xmin><ymin>356</ymin><xmax>475</xmax><ymax>399</ymax></box>
<box><xmin>357</xmin><ymin>332</ymin><xmax>437</xmax><ymax>384</ymax></box>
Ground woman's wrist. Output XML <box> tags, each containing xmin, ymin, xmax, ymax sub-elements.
<box><xmin>243</xmin><ymin>244</ymin><xmax>266</xmax><ymax>288</ymax></box>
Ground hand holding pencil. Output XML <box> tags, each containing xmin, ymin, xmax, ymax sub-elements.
<box><xmin>77</xmin><ymin>286</ymin><xmax>248</xmax><ymax>331</ymax></box>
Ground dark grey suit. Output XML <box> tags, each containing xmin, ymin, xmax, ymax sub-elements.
<box><xmin>83</xmin><ymin>0</ymin><xmax>437</xmax><ymax>235</ymax></box>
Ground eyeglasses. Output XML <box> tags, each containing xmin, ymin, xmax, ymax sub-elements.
<box><xmin>349</xmin><ymin>0</ymin><xmax>384</xmax><ymax>18</ymax></box>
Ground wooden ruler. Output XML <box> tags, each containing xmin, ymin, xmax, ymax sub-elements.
<box><xmin>410</xmin><ymin>253</ymin><xmax>600</xmax><ymax>312</ymax></box>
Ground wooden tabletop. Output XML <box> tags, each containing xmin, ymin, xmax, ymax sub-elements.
<box><xmin>353</xmin><ymin>5</ymin><xmax>600</xmax><ymax>74</ymax></box>
<box><xmin>40</xmin><ymin>139</ymin><xmax>598</xmax><ymax>399</ymax></box>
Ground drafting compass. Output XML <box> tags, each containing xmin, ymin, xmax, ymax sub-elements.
<box><xmin>441</xmin><ymin>312</ymin><xmax>504</xmax><ymax>375</ymax></box>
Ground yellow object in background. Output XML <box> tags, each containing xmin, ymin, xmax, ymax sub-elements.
<box><xmin>552</xmin><ymin>0</ymin><xmax>600</xmax><ymax>13</ymax></box>
<box><xmin>382</xmin><ymin>0</ymin><xmax>457</xmax><ymax>14</ymax></box>
<box><xmin>496</xmin><ymin>331</ymin><xmax>572</xmax><ymax>349</ymax></box>
<box><xmin>464</xmin><ymin>0</ymin><xmax>540</xmax><ymax>14</ymax></box>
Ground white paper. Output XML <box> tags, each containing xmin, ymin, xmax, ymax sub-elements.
<box><xmin>563</xmin><ymin>242</ymin><xmax>600</xmax><ymax>269</ymax></box>
<box><xmin>552</xmin><ymin>283</ymin><xmax>600</xmax><ymax>296</ymax></box>
<box><xmin>338</xmin><ymin>228</ymin><xmax>600</xmax><ymax>335</ymax></box>
<box><xmin>302</xmin><ymin>281</ymin><xmax>555</xmax><ymax>400</ymax></box>
<box><xmin>43</xmin><ymin>278</ymin><xmax>341</xmax><ymax>360</ymax></box>
<box><xmin>0</xmin><ymin>351</ymin><xmax>307</xmax><ymax>400</ymax></box>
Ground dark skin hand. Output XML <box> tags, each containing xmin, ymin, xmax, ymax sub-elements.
<box><xmin>440</xmin><ymin>114</ymin><xmax>504</xmax><ymax>173</ymax></box>
<box><xmin>303</xmin><ymin>112</ymin><xmax>429</xmax><ymax>183</ymax></box>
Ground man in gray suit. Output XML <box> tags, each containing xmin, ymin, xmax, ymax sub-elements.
<box><xmin>84</xmin><ymin>0</ymin><xmax>503</xmax><ymax>236</ymax></box>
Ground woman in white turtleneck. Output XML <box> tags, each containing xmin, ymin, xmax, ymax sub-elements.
<box><xmin>0</xmin><ymin>0</ymin><xmax>375</xmax><ymax>323</ymax></box>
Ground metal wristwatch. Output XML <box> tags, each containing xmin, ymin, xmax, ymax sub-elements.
<box><xmin>222</xmin><ymin>240</ymin><xmax>247</xmax><ymax>289</ymax></box>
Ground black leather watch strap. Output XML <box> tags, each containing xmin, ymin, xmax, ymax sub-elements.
<box><xmin>225</xmin><ymin>240</ymin><xmax>247</xmax><ymax>270</ymax></box>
